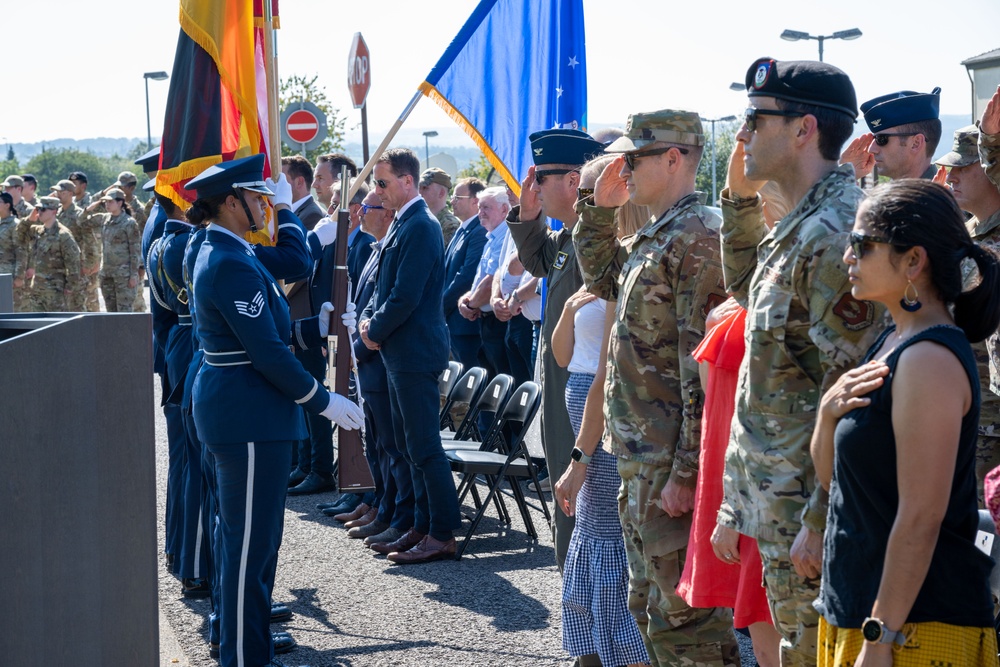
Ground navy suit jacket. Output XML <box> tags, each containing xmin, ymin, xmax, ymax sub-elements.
<box><xmin>441</xmin><ymin>216</ymin><xmax>487</xmax><ymax>338</ymax></box>
<box><xmin>366</xmin><ymin>198</ymin><xmax>449</xmax><ymax>373</ymax></box>
<box><xmin>309</xmin><ymin>226</ymin><xmax>375</xmax><ymax>314</ymax></box>
<box><xmin>352</xmin><ymin>247</ymin><xmax>388</xmax><ymax>392</ymax></box>
<box><xmin>286</xmin><ymin>197</ymin><xmax>326</xmax><ymax>318</ymax></box>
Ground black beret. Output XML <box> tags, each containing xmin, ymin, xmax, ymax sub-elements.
<box><xmin>529</xmin><ymin>129</ymin><xmax>604</xmax><ymax>167</ymax></box>
<box><xmin>745</xmin><ymin>57</ymin><xmax>858</xmax><ymax>120</ymax></box>
<box><xmin>860</xmin><ymin>88</ymin><xmax>941</xmax><ymax>132</ymax></box>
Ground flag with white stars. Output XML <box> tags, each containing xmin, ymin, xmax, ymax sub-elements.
<box><xmin>420</xmin><ymin>0</ymin><xmax>587</xmax><ymax>196</ymax></box>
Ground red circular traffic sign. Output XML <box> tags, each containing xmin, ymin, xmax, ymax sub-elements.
<box><xmin>348</xmin><ymin>32</ymin><xmax>371</xmax><ymax>109</ymax></box>
<box><xmin>285</xmin><ymin>109</ymin><xmax>321</xmax><ymax>144</ymax></box>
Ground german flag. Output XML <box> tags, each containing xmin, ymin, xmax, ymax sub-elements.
<box><xmin>157</xmin><ymin>0</ymin><xmax>276</xmax><ymax>243</ymax></box>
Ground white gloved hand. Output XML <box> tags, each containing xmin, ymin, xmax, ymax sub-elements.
<box><xmin>341</xmin><ymin>300</ymin><xmax>357</xmax><ymax>335</ymax></box>
<box><xmin>320</xmin><ymin>392</ymin><xmax>364</xmax><ymax>430</ymax></box>
<box><xmin>312</xmin><ymin>216</ymin><xmax>337</xmax><ymax>247</ymax></box>
<box><xmin>265</xmin><ymin>172</ymin><xmax>293</xmax><ymax>208</ymax></box>
<box><xmin>317</xmin><ymin>302</ymin><xmax>335</xmax><ymax>337</ymax></box>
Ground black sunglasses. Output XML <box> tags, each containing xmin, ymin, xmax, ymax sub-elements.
<box><xmin>743</xmin><ymin>107</ymin><xmax>806</xmax><ymax>132</ymax></box>
<box><xmin>622</xmin><ymin>146</ymin><xmax>688</xmax><ymax>171</ymax></box>
<box><xmin>872</xmin><ymin>133</ymin><xmax>916</xmax><ymax>147</ymax></box>
<box><xmin>534</xmin><ymin>168</ymin><xmax>577</xmax><ymax>185</ymax></box>
<box><xmin>577</xmin><ymin>188</ymin><xmax>594</xmax><ymax>201</ymax></box>
<box><xmin>360</xmin><ymin>203</ymin><xmax>383</xmax><ymax>215</ymax></box>
<box><xmin>849</xmin><ymin>231</ymin><xmax>893</xmax><ymax>259</ymax></box>
<box><xmin>373</xmin><ymin>179</ymin><xmax>390</xmax><ymax>189</ymax></box>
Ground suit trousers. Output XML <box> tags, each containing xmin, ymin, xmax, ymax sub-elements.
<box><xmin>386</xmin><ymin>369</ymin><xmax>461</xmax><ymax>541</ymax></box>
<box><xmin>479</xmin><ymin>312</ymin><xmax>511</xmax><ymax>378</ymax></box>
<box><xmin>505</xmin><ymin>314</ymin><xmax>534</xmax><ymax>388</ymax></box>
<box><xmin>295</xmin><ymin>347</ymin><xmax>334</xmax><ymax>476</ymax></box>
<box><xmin>209</xmin><ymin>440</ymin><xmax>292</xmax><ymax>667</ymax></box>
<box><xmin>449</xmin><ymin>330</ymin><xmax>482</xmax><ymax>371</ymax></box>
<box><xmin>363</xmin><ymin>389</ymin><xmax>412</xmax><ymax>528</ymax></box>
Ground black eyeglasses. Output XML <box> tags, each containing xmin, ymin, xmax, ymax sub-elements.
<box><xmin>360</xmin><ymin>203</ymin><xmax>383</xmax><ymax>215</ymax></box>
<box><xmin>872</xmin><ymin>133</ymin><xmax>916</xmax><ymax>147</ymax></box>
<box><xmin>849</xmin><ymin>231</ymin><xmax>893</xmax><ymax>259</ymax></box>
<box><xmin>622</xmin><ymin>146</ymin><xmax>688</xmax><ymax>171</ymax></box>
<box><xmin>534</xmin><ymin>169</ymin><xmax>577</xmax><ymax>185</ymax></box>
<box><xmin>374</xmin><ymin>179</ymin><xmax>391</xmax><ymax>189</ymax></box>
<box><xmin>743</xmin><ymin>107</ymin><xmax>806</xmax><ymax>132</ymax></box>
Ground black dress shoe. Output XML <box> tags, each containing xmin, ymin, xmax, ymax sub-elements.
<box><xmin>287</xmin><ymin>468</ymin><xmax>308</xmax><ymax>488</ymax></box>
<box><xmin>320</xmin><ymin>495</ymin><xmax>363</xmax><ymax>517</ymax></box>
<box><xmin>271</xmin><ymin>602</ymin><xmax>293</xmax><ymax>623</ymax></box>
<box><xmin>272</xmin><ymin>630</ymin><xmax>297</xmax><ymax>654</ymax></box>
<box><xmin>287</xmin><ymin>471</ymin><xmax>336</xmax><ymax>496</ymax></box>
<box><xmin>182</xmin><ymin>577</ymin><xmax>211</xmax><ymax>598</ymax></box>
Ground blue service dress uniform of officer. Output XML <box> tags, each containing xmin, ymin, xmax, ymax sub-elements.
<box><xmin>186</xmin><ymin>155</ymin><xmax>361</xmax><ymax>667</ymax></box>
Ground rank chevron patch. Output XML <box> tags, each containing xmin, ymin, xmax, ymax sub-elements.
<box><xmin>235</xmin><ymin>291</ymin><xmax>265</xmax><ymax>318</ymax></box>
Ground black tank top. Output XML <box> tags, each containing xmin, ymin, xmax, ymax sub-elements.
<box><xmin>815</xmin><ymin>324</ymin><xmax>994</xmax><ymax>628</ymax></box>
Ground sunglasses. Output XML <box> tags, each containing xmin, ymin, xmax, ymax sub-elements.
<box><xmin>872</xmin><ymin>133</ymin><xmax>916</xmax><ymax>147</ymax></box>
<box><xmin>534</xmin><ymin>169</ymin><xmax>577</xmax><ymax>185</ymax></box>
<box><xmin>360</xmin><ymin>203</ymin><xmax>383</xmax><ymax>215</ymax></box>
<box><xmin>622</xmin><ymin>146</ymin><xmax>688</xmax><ymax>171</ymax></box>
<box><xmin>849</xmin><ymin>231</ymin><xmax>893</xmax><ymax>259</ymax></box>
<box><xmin>373</xmin><ymin>179</ymin><xmax>391</xmax><ymax>189</ymax></box>
<box><xmin>577</xmin><ymin>188</ymin><xmax>594</xmax><ymax>201</ymax></box>
<box><xmin>743</xmin><ymin>107</ymin><xmax>806</xmax><ymax>132</ymax></box>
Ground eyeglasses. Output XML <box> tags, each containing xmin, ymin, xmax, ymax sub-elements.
<box><xmin>743</xmin><ymin>107</ymin><xmax>806</xmax><ymax>132</ymax></box>
<box><xmin>534</xmin><ymin>169</ymin><xmax>578</xmax><ymax>185</ymax></box>
<box><xmin>622</xmin><ymin>146</ymin><xmax>688</xmax><ymax>171</ymax></box>
<box><xmin>451</xmin><ymin>194</ymin><xmax>475</xmax><ymax>200</ymax></box>
<box><xmin>849</xmin><ymin>231</ymin><xmax>893</xmax><ymax>259</ymax></box>
<box><xmin>360</xmin><ymin>203</ymin><xmax>383</xmax><ymax>215</ymax></box>
<box><xmin>374</xmin><ymin>179</ymin><xmax>391</xmax><ymax>189</ymax></box>
<box><xmin>872</xmin><ymin>133</ymin><xmax>916</xmax><ymax>147</ymax></box>
<box><xmin>577</xmin><ymin>188</ymin><xmax>594</xmax><ymax>201</ymax></box>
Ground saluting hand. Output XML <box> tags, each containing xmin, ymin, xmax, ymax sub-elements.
<box><xmin>840</xmin><ymin>133</ymin><xmax>876</xmax><ymax>181</ymax></box>
<box><xmin>726</xmin><ymin>142</ymin><xmax>767</xmax><ymax>199</ymax></box>
<box><xmin>981</xmin><ymin>85</ymin><xmax>1000</xmax><ymax>135</ymax></box>
<box><xmin>933</xmin><ymin>166</ymin><xmax>948</xmax><ymax>186</ymax></box>
<box><xmin>594</xmin><ymin>157</ymin><xmax>629</xmax><ymax>208</ymax></box>
<box><xmin>518</xmin><ymin>167</ymin><xmax>542</xmax><ymax>221</ymax></box>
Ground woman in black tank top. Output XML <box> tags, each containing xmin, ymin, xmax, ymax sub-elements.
<box><xmin>809</xmin><ymin>180</ymin><xmax>1000</xmax><ymax>666</ymax></box>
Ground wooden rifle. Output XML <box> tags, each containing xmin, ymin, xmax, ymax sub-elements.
<box><xmin>329</xmin><ymin>166</ymin><xmax>375</xmax><ymax>492</ymax></box>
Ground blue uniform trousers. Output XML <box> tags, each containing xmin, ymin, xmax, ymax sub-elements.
<box><xmin>294</xmin><ymin>347</ymin><xmax>334</xmax><ymax>476</ymax></box>
<box><xmin>164</xmin><ymin>402</ymin><xmax>186</xmax><ymax>568</ymax></box>
<box><xmin>449</xmin><ymin>331</ymin><xmax>482</xmax><ymax>371</ymax></box>
<box><xmin>386</xmin><ymin>370</ymin><xmax>460</xmax><ymax>541</ymax></box>
<box><xmin>363</xmin><ymin>389</ymin><xmax>414</xmax><ymax>529</ymax></box>
<box><xmin>209</xmin><ymin>440</ymin><xmax>292</xmax><ymax>667</ymax></box>
<box><xmin>178</xmin><ymin>417</ymin><xmax>210</xmax><ymax>580</ymax></box>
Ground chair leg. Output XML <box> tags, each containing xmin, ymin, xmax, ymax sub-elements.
<box><xmin>507</xmin><ymin>475</ymin><xmax>537</xmax><ymax>539</ymax></box>
<box><xmin>456</xmin><ymin>463</ymin><xmax>515</xmax><ymax>559</ymax></box>
<box><xmin>524</xmin><ymin>465</ymin><xmax>552</xmax><ymax>523</ymax></box>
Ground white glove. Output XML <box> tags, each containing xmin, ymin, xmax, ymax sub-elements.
<box><xmin>265</xmin><ymin>172</ymin><xmax>293</xmax><ymax>208</ymax></box>
<box><xmin>312</xmin><ymin>216</ymin><xmax>337</xmax><ymax>247</ymax></box>
<box><xmin>321</xmin><ymin>392</ymin><xmax>364</xmax><ymax>430</ymax></box>
<box><xmin>341</xmin><ymin>300</ymin><xmax>357</xmax><ymax>335</ymax></box>
<box><xmin>317</xmin><ymin>302</ymin><xmax>335</xmax><ymax>337</ymax></box>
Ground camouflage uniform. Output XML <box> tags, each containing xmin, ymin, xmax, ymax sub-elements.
<box><xmin>99</xmin><ymin>210</ymin><xmax>141</xmax><ymax>312</ymax></box>
<box><xmin>56</xmin><ymin>203</ymin><xmax>87</xmax><ymax>310</ymax></box>
<box><xmin>30</xmin><ymin>222</ymin><xmax>81</xmax><ymax>312</ymax></box>
<box><xmin>75</xmin><ymin>192</ymin><xmax>93</xmax><ymax>210</ymax></box>
<box><xmin>719</xmin><ymin>165</ymin><xmax>885</xmax><ymax>666</ymax></box>
<box><xmin>126</xmin><ymin>197</ymin><xmax>148</xmax><ymax>312</ymax></box>
<box><xmin>435</xmin><ymin>207</ymin><xmax>462</xmax><ymax>247</ymax></box>
<box><xmin>77</xmin><ymin>208</ymin><xmax>106</xmax><ymax>311</ymax></box>
<box><xmin>575</xmin><ymin>189</ymin><xmax>736</xmax><ymax>666</ymax></box>
<box><xmin>979</xmin><ymin>129</ymin><xmax>1000</xmax><ymax>406</ymax></box>
<box><xmin>14</xmin><ymin>216</ymin><xmax>38</xmax><ymax>309</ymax></box>
<box><xmin>14</xmin><ymin>198</ymin><xmax>32</xmax><ymax>218</ymax></box>
<box><xmin>0</xmin><ymin>214</ymin><xmax>23</xmax><ymax>308</ymax></box>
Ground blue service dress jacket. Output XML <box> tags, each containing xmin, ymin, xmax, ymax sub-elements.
<box><xmin>365</xmin><ymin>198</ymin><xmax>449</xmax><ymax>373</ymax></box>
<box><xmin>441</xmin><ymin>216</ymin><xmax>487</xmax><ymax>337</ymax></box>
<box><xmin>148</xmin><ymin>218</ymin><xmax>196</xmax><ymax>405</ymax></box>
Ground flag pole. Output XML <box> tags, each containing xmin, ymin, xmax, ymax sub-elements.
<box><xmin>348</xmin><ymin>90</ymin><xmax>422</xmax><ymax>201</ymax></box>
<box><xmin>263</xmin><ymin>0</ymin><xmax>282</xmax><ymax>165</ymax></box>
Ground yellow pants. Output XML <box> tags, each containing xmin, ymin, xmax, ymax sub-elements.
<box><xmin>817</xmin><ymin>616</ymin><xmax>997</xmax><ymax>666</ymax></box>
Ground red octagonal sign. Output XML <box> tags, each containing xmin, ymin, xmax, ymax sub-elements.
<box><xmin>348</xmin><ymin>32</ymin><xmax>371</xmax><ymax>110</ymax></box>
<box><xmin>286</xmin><ymin>109</ymin><xmax>320</xmax><ymax>144</ymax></box>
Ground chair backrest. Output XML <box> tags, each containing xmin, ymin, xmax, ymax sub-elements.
<box><xmin>480</xmin><ymin>380</ymin><xmax>541</xmax><ymax>456</ymax></box>
<box><xmin>976</xmin><ymin>509</ymin><xmax>1000</xmax><ymax>609</ymax></box>
<box><xmin>448</xmin><ymin>367</ymin><xmax>488</xmax><ymax>407</ymax></box>
<box><xmin>461</xmin><ymin>374</ymin><xmax>514</xmax><ymax>443</ymax></box>
<box><xmin>438</xmin><ymin>361</ymin><xmax>463</xmax><ymax>400</ymax></box>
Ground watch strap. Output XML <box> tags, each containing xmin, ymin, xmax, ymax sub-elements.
<box><xmin>571</xmin><ymin>447</ymin><xmax>592</xmax><ymax>464</ymax></box>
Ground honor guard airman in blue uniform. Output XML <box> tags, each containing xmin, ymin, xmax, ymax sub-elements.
<box><xmin>186</xmin><ymin>154</ymin><xmax>363</xmax><ymax>667</ymax></box>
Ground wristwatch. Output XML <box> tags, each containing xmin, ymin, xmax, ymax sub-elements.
<box><xmin>861</xmin><ymin>617</ymin><xmax>905</xmax><ymax>646</ymax></box>
<box><xmin>570</xmin><ymin>447</ymin><xmax>592</xmax><ymax>465</ymax></box>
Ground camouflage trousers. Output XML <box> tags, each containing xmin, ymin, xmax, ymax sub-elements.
<box><xmin>31</xmin><ymin>277</ymin><xmax>69</xmax><ymax>312</ymax></box>
<box><xmin>82</xmin><ymin>271</ymin><xmax>101</xmax><ymax>311</ymax></box>
<box><xmin>132</xmin><ymin>282</ymin><xmax>147</xmax><ymax>312</ymax></box>
<box><xmin>100</xmin><ymin>274</ymin><xmax>138</xmax><ymax>312</ymax></box>
<box><xmin>13</xmin><ymin>281</ymin><xmax>30</xmax><ymax>312</ymax></box>
<box><xmin>617</xmin><ymin>459</ymin><xmax>740</xmax><ymax>667</ymax></box>
<box><xmin>975</xmin><ymin>435</ymin><xmax>1000</xmax><ymax>508</ymax></box>
<box><xmin>756</xmin><ymin>538</ymin><xmax>820</xmax><ymax>667</ymax></box>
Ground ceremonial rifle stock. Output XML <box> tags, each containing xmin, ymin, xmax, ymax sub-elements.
<box><xmin>329</xmin><ymin>166</ymin><xmax>375</xmax><ymax>492</ymax></box>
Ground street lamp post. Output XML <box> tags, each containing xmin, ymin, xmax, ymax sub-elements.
<box><xmin>701</xmin><ymin>116</ymin><xmax>737</xmax><ymax>204</ymax></box>
<box><xmin>780</xmin><ymin>28</ymin><xmax>862</xmax><ymax>62</ymax></box>
<box><xmin>143</xmin><ymin>71</ymin><xmax>169</xmax><ymax>151</ymax></box>
<box><xmin>422</xmin><ymin>130</ymin><xmax>439</xmax><ymax>170</ymax></box>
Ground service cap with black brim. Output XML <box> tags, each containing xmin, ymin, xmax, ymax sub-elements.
<box><xmin>861</xmin><ymin>88</ymin><xmax>941</xmax><ymax>133</ymax></box>
<box><xmin>528</xmin><ymin>129</ymin><xmax>604</xmax><ymax>166</ymax></box>
<box><xmin>183</xmin><ymin>154</ymin><xmax>274</xmax><ymax>199</ymax></box>
<box><xmin>134</xmin><ymin>147</ymin><xmax>161</xmax><ymax>174</ymax></box>
<box><xmin>745</xmin><ymin>57</ymin><xmax>858</xmax><ymax>120</ymax></box>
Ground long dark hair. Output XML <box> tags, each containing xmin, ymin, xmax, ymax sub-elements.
<box><xmin>859</xmin><ymin>179</ymin><xmax>1000</xmax><ymax>342</ymax></box>
<box><xmin>186</xmin><ymin>193</ymin><xmax>230</xmax><ymax>227</ymax></box>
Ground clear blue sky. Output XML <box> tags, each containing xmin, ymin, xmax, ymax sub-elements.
<box><xmin>5</xmin><ymin>0</ymin><xmax>998</xmax><ymax>148</ymax></box>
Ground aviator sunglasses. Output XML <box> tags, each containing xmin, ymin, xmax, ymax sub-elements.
<box><xmin>743</xmin><ymin>107</ymin><xmax>805</xmax><ymax>132</ymax></box>
<box><xmin>872</xmin><ymin>133</ymin><xmax>916</xmax><ymax>147</ymax></box>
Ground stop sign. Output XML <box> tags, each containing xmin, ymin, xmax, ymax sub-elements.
<box><xmin>286</xmin><ymin>109</ymin><xmax>320</xmax><ymax>144</ymax></box>
<box><xmin>348</xmin><ymin>32</ymin><xmax>371</xmax><ymax>109</ymax></box>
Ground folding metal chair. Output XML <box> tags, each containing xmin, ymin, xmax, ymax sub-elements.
<box><xmin>438</xmin><ymin>367</ymin><xmax>487</xmax><ymax>436</ymax></box>
<box><xmin>437</xmin><ymin>360</ymin><xmax>464</xmax><ymax>430</ymax></box>
<box><xmin>446</xmin><ymin>381</ymin><xmax>548</xmax><ymax>558</ymax></box>
<box><xmin>442</xmin><ymin>373</ymin><xmax>513</xmax><ymax>449</ymax></box>
<box><xmin>976</xmin><ymin>510</ymin><xmax>1000</xmax><ymax>655</ymax></box>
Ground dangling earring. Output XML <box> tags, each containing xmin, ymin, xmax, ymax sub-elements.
<box><xmin>900</xmin><ymin>280</ymin><xmax>922</xmax><ymax>312</ymax></box>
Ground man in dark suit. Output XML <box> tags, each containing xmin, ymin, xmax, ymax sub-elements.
<box><xmin>289</xmin><ymin>177</ymin><xmax>375</xmax><ymax>496</ymax></box>
<box><xmin>441</xmin><ymin>177</ymin><xmax>487</xmax><ymax>369</ymax></box>
<box><xmin>359</xmin><ymin>148</ymin><xmax>461</xmax><ymax>563</ymax></box>
<box><xmin>282</xmin><ymin>156</ymin><xmax>326</xmax><ymax>319</ymax></box>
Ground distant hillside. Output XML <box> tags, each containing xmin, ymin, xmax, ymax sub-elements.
<box><xmin>6</xmin><ymin>137</ymin><xmax>146</xmax><ymax>161</ymax></box>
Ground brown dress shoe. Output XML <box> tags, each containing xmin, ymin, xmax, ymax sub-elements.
<box><xmin>344</xmin><ymin>506</ymin><xmax>377</xmax><ymax>529</ymax></box>
<box><xmin>347</xmin><ymin>519</ymin><xmax>388</xmax><ymax>539</ymax></box>
<box><xmin>387</xmin><ymin>535</ymin><xmax>457</xmax><ymax>564</ymax></box>
<box><xmin>334</xmin><ymin>502</ymin><xmax>370</xmax><ymax>523</ymax></box>
<box><xmin>369</xmin><ymin>527</ymin><xmax>424</xmax><ymax>555</ymax></box>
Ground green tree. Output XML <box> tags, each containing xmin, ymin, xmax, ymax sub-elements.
<box><xmin>0</xmin><ymin>148</ymin><xmax>19</xmax><ymax>180</ymax></box>
<box><xmin>279</xmin><ymin>74</ymin><xmax>346</xmax><ymax>164</ymax></box>
<box><xmin>458</xmin><ymin>153</ymin><xmax>493</xmax><ymax>181</ymax></box>
<box><xmin>23</xmin><ymin>148</ymin><xmax>118</xmax><ymax>194</ymax></box>
<box><xmin>695</xmin><ymin>121</ymin><xmax>739</xmax><ymax>205</ymax></box>
<box><xmin>5</xmin><ymin>145</ymin><xmax>15</xmax><ymax>162</ymax></box>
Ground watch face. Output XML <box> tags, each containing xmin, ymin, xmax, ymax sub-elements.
<box><xmin>862</xmin><ymin>619</ymin><xmax>882</xmax><ymax>642</ymax></box>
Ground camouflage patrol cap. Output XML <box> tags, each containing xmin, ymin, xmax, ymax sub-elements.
<box><xmin>1</xmin><ymin>175</ymin><xmax>24</xmax><ymax>188</ymax></box>
<box><xmin>934</xmin><ymin>124</ymin><xmax>980</xmax><ymax>168</ymax></box>
<box><xmin>419</xmin><ymin>167</ymin><xmax>452</xmax><ymax>190</ymax></box>
<box><xmin>604</xmin><ymin>110</ymin><xmax>705</xmax><ymax>153</ymax></box>
<box><xmin>114</xmin><ymin>171</ymin><xmax>138</xmax><ymax>187</ymax></box>
<box><xmin>101</xmin><ymin>188</ymin><xmax>126</xmax><ymax>202</ymax></box>
<box><xmin>50</xmin><ymin>179</ymin><xmax>76</xmax><ymax>193</ymax></box>
<box><xmin>35</xmin><ymin>196</ymin><xmax>60</xmax><ymax>211</ymax></box>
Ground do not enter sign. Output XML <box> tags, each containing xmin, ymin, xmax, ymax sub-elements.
<box><xmin>280</xmin><ymin>100</ymin><xmax>328</xmax><ymax>152</ymax></box>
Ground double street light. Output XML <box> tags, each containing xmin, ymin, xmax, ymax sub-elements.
<box><xmin>143</xmin><ymin>71</ymin><xmax>170</xmax><ymax>151</ymax></box>
<box><xmin>701</xmin><ymin>116</ymin><xmax>737</xmax><ymax>204</ymax></box>
<box><xmin>422</xmin><ymin>130</ymin><xmax>439</xmax><ymax>170</ymax></box>
<box><xmin>780</xmin><ymin>28</ymin><xmax>862</xmax><ymax>62</ymax></box>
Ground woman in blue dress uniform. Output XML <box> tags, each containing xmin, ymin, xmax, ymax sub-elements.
<box><xmin>186</xmin><ymin>154</ymin><xmax>363</xmax><ymax>667</ymax></box>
